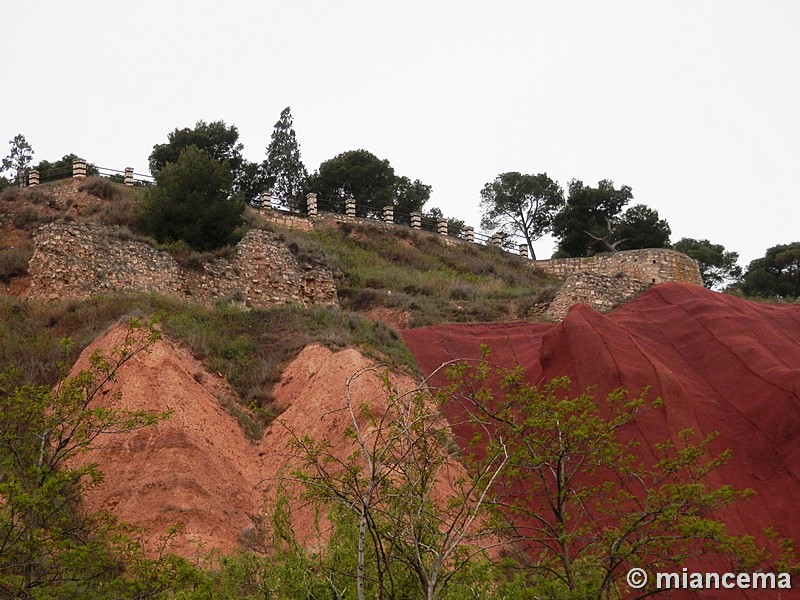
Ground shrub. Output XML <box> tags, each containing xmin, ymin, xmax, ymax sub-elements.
<box><xmin>0</xmin><ymin>243</ymin><xmax>33</xmax><ymax>282</ymax></box>
<box><xmin>137</xmin><ymin>146</ymin><xmax>245</xmax><ymax>251</ymax></box>
<box><xmin>11</xmin><ymin>206</ymin><xmax>48</xmax><ymax>230</ymax></box>
<box><xmin>78</xmin><ymin>176</ymin><xmax>117</xmax><ymax>201</ymax></box>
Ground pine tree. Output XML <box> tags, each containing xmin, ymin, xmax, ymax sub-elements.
<box><xmin>2</xmin><ymin>134</ymin><xmax>34</xmax><ymax>187</ymax></box>
<box><xmin>263</xmin><ymin>107</ymin><xmax>308</xmax><ymax>210</ymax></box>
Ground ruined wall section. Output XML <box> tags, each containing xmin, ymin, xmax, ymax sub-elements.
<box><xmin>531</xmin><ymin>248</ymin><xmax>702</xmax><ymax>286</ymax></box>
<box><xmin>27</xmin><ymin>223</ymin><xmax>338</xmax><ymax>307</ymax></box>
<box><xmin>546</xmin><ymin>272</ymin><xmax>651</xmax><ymax>321</ymax></box>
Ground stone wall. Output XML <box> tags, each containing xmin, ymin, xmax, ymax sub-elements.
<box><xmin>26</xmin><ymin>223</ymin><xmax>338</xmax><ymax>307</ymax></box>
<box><xmin>545</xmin><ymin>271</ymin><xmax>651</xmax><ymax>321</ymax></box>
<box><xmin>531</xmin><ymin>248</ymin><xmax>703</xmax><ymax>286</ymax></box>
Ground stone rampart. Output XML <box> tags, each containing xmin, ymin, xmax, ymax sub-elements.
<box><xmin>26</xmin><ymin>223</ymin><xmax>338</xmax><ymax>308</ymax></box>
<box><xmin>532</xmin><ymin>248</ymin><xmax>702</xmax><ymax>286</ymax></box>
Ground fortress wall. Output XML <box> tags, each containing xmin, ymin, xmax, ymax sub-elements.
<box><xmin>26</xmin><ymin>223</ymin><xmax>338</xmax><ymax>308</ymax></box>
<box><xmin>532</xmin><ymin>248</ymin><xmax>703</xmax><ymax>286</ymax></box>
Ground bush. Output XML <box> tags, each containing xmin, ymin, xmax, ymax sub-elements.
<box><xmin>0</xmin><ymin>243</ymin><xmax>33</xmax><ymax>282</ymax></box>
<box><xmin>11</xmin><ymin>206</ymin><xmax>49</xmax><ymax>230</ymax></box>
<box><xmin>78</xmin><ymin>176</ymin><xmax>117</xmax><ymax>201</ymax></box>
<box><xmin>136</xmin><ymin>146</ymin><xmax>245</xmax><ymax>251</ymax></box>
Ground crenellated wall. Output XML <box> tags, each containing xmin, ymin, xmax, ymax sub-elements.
<box><xmin>26</xmin><ymin>223</ymin><xmax>338</xmax><ymax>307</ymax></box>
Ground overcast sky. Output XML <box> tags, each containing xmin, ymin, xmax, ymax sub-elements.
<box><xmin>3</xmin><ymin>1</ymin><xmax>798</xmax><ymax>264</ymax></box>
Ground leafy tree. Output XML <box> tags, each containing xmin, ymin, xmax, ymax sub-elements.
<box><xmin>263</xmin><ymin>106</ymin><xmax>309</xmax><ymax>210</ymax></box>
<box><xmin>138</xmin><ymin>146</ymin><xmax>245</xmax><ymax>251</ymax></box>
<box><xmin>480</xmin><ymin>172</ymin><xmax>564</xmax><ymax>259</ymax></box>
<box><xmin>148</xmin><ymin>120</ymin><xmax>247</xmax><ymax>190</ymax></box>
<box><xmin>0</xmin><ymin>319</ymin><xmax>174</xmax><ymax>597</ymax></box>
<box><xmin>33</xmin><ymin>153</ymin><xmax>99</xmax><ymax>181</ymax></box>
<box><xmin>1</xmin><ymin>134</ymin><xmax>34</xmax><ymax>187</ymax></box>
<box><xmin>288</xmin><ymin>365</ymin><xmax>507</xmax><ymax>600</ymax></box>
<box><xmin>236</xmin><ymin>159</ymin><xmax>270</xmax><ymax>201</ymax></box>
<box><xmin>739</xmin><ymin>242</ymin><xmax>800</xmax><ymax>298</ymax></box>
<box><xmin>423</xmin><ymin>206</ymin><xmax>465</xmax><ymax>237</ymax></box>
<box><xmin>394</xmin><ymin>175</ymin><xmax>432</xmax><ymax>218</ymax></box>
<box><xmin>307</xmin><ymin>149</ymin><xmax>396</xmax><ymax>217</ymax></box>
<box><xmin>673</xmin><ymin>238</ymin><xmax>742</xmax><ymax>290</ymax></box>
<box><xmin>551</xmin><ymin>179</ymin><xmax>633</xmax><ymax>257</ymax></box>
<box><xmin>307</xmin><ymin>149</ymin><xmax>432</xmax><ymax>219</ymax></box>
<box><xmin>451</xmin><ymin>357</ymin><xmax>782</xmax><ymax>598</ymax></box>
<box><xmin>613</xmin><ymin>203</ymin><xmax>671</xmax><ymax>251</ymax></box>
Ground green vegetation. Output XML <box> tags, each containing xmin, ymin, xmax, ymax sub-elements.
<box><xmin>0</xmin><ymin>241</ymin><xmax>33</xmax><ymax>282</ymax></box>
<box><xmin>551</xmin><ymin>179</ymin><xmax>671</xmax><ymax>257</ymax></box>
<box><xmin>277</xmin><ymin>356</ymin><xmax>793</xmax><ymax>599</ymax></box>
<box><xmin>673</xmin><ymin>237</ymin><xmax>743</xmax><ymax>290</ymax></box>
<box><xmin>263</xmin><ymin>106</ymin><xmax>308</xmax><ymax>210</ymax></box>
<box><xmin>138</xmin><ymin>147</ymin><xmax>246</xmax><ymax>251</ymax></box>
<box><xmin>1</xmin><ymin>134</ymin><xmax>34</xmax><ymax>187</ymax></box>
<box><xmin>0</xmin><ymin>319</ymin><xmax>193</xmax><ymax>598</ymax></box>
<box><xmin>0</xmin><ymin>292</ymin><xmax>415</xmax><ymax>441</ymax></box>
<box><xmin>33</xmin><ymin>152</ymin><xmax>99</xmax><ymax>181</ymax></box>
<box><xmin>442</xmin><ymin>357</ymin><xmax>791</xmax><ymax>598</ymax></box>
<box><xmin>480</xmin><ymin>171</ymin><xmax>564</xmax><ymax>260</ymax></box>
<box><xmin>738</xmin><ymin>242</ymin><xmax>800</xmax><ymax>299</ymax></box>
<box><xmin>307</xmin><ymin>149</ymin><xmax>431</xmax><ymax>218</ymax></box>
<box><xmin>271</xmin><ymin>220</ymin><xmax>559</xmax><ymax>326</ymax></box>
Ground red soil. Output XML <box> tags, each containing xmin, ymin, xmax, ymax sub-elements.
<box><xmin>72</xmin><ymin>331</ymin><xmax>420</xmax><ymax>556</ymax></box>
<box><xmin>71</xmin><ymin>330</ymin><xmax>473</xmax><ymax>559</ymax></box>
<box><xmin>403</xmin><ymin>283</ymin><xmax>800</xmax><ymax>598</ymax></box>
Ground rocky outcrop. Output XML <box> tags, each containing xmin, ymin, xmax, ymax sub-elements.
<box><xmin>26</xmin><ymin>222</ymin><xmax>337</xmax><ymax>307</ymax></box>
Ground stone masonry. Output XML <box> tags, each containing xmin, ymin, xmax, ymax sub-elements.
<box><xmin>26</xmin><ymin>223</ymin><xmax>338</xmax><ymax>308</ymax></box>
<box><xmin>531</xmin><ymin>248</ymin><xmax>702</xmax><ymax>286</ymax></box>
<box><xmin>545</xmin><ymin>271</ymin><xmax>651</xmax><ymax>321</ymax></box>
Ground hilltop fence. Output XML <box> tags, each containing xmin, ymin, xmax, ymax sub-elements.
<box><xmin>25</xmin><ymin>159</ymin><xmax>154</xmax><ymax>187</ymax></box>
<box><xmin>22</xmin><ymin>158</ymin><xmax>530</xmax><ymax>257</ymax></box>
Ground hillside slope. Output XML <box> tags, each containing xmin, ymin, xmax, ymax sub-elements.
<box><xmin>72</xmin><ymin>325</ymin><xmax>466</xmax><ymax>556</ymax></box>
<box><xmin>403</xmin><ymin>283</ymin><xmax>800</xmax><ymax>592</ymax></box>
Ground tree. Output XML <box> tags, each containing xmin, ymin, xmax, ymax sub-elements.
<box><xmin>480</xmin><ymin>172</ymin><xmax>564</xmax><ymax>260</ymax></box>
<box><xmin>307</xmin><ymin>149</ymin><xmax>432</xmax><ymax>219</ymax></box>
<box><xmin>287</xmin><ymin>365</ymin><xmax>507</xmax><ymax>600</ymax></box>
<box><xmin>1</xmin><ymin>134</ymin><xmax>34</xmax><ymax>187</ymax></box>
<box><xmin>449</xmin><ymin>357</ymin><xmax>782</xmax><ymax>598</ymax></box>
<box><xmin>394</xmin><ymin>176</ymin><xmax>432</xmax><ymax>218</ymax></box>
<box><xmin>673</xmin><ymin>238</ymin><xmax>742</xmax><ymax>290</ymax></box>
<box><xmin>137</xmin><ymin>146</ymin><xmax>245</xmax><ymax>251</ymax></box>
<box><xmin>0</xmin><ymin>319</ymin><xmax>174</xmax><ymax>597</ymax></box>
<box><xmin>263</xmin><ymin>106</ymin><xmax>309</xmax><ymax>211</ymax></box>
<box><xmin>148</xmin><ymin>120</ymin><xmax>246</xmax><ymax>190</ymax></box>
<box><xmin>307</xmin><ymin>149</ymin><xmax>397</xmax><ymax>217</ymax></box>
<box><xmin>423</xmin><ymin>206</ymin><xmax>465</xmax><ymax>237</ymax></box>
<box><xmin>33</xmin><ymin>153</ymin><xmax>99</xmax><ymax>181</ymax></box>
<box><xmin>551</xmin><ymin>179</ymin><xmax>633</xmax><ymax>257</ymax></box>
<box><xmin>613</xmin><ymin>204</ymin><xmax>671</xmax><ymax>251</ymax></box>
<box><xmin>739</xmin><ymin>242</ymin><xmax>800</xmax><ymax>298</ymax></box>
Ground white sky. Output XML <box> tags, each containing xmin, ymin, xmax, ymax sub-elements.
<box><xmin>3</xmin><ymin>1</ymin><xmax>798</xmax><ymax>265</ymax></box>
